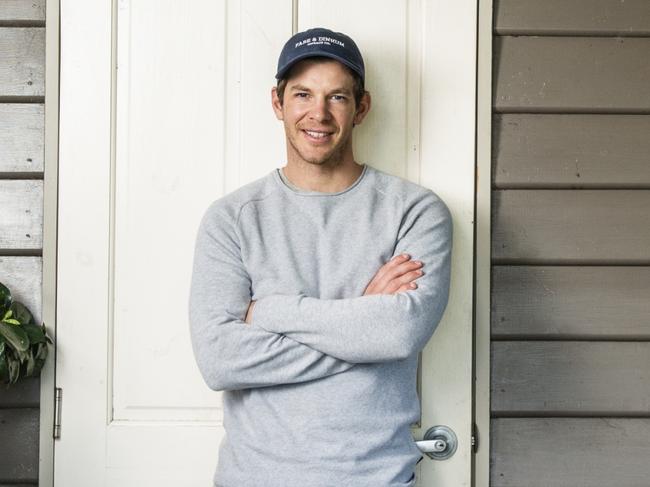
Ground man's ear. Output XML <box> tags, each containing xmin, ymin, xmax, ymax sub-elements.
<box><xmin>353</xmin><ymin>91</ymin><xmax>372</xmax><ymax>126</ymax></box>
<box><xmin>271</xmin><ymin>87</ymin><xmax>284</xmax><ymax>121</ymax></box>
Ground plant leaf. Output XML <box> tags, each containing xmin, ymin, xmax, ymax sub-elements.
<box><xmin>3</xmin><ymin>318</ymin><xmax>21</xmax><ymax>326</ymax></box>
<box><xmin>0</xmin><ymin>345</ymin><xmax>7</xmax><ymax>382</ymax></box>
<box><xmin>0</xmin><ymin>282</ymin><xmax>12</xmax><ymax>317</ymax></box>
<box><xmin>36</xmin><ymin>342</ymin><xmax>48</xmax><ymax>361</ymax></box>
<box><xmin>8</xmin><ymin>355</ymin><xmax>20</xmax><ymax>384</ymax></box>
<box><xmin>23</xmin><ymin>323</ymin><xmax>47</xmax><ymax>344</ymax></box>
<box><xmin>0</xmin><ymin>321</ymin><xmax>29</xmax><ymax>352</ymax></box>
<box><xmin>25</xmin><ymin>351</ymin><xmax>35</xmax><ymax>377</ymax></box>
<box><xmin>11</xmin><ymin>302</ymin><xmax>34</xmax><ymax>325</ymax></box>
<box><xmin>15</xmin><ymin>347</ymin><xmax>29</xmax><ymax>363</ymax></box>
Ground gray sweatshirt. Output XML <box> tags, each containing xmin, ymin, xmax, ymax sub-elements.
<box><xmin>188</xmin><ymin>163</ymin><xmax>453</xmax><ymax>487</ymax></box>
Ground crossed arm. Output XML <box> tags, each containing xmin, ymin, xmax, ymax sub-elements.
<box><xmin>188</xmin><ymin>204</ymin><xmax>356</xmax><ymax>392</ymax></box>
<box><xmin>248</xmin><ymin>192</ymin><xmax>453</xmax><ymax>363</ymax></box>
<box><xmin>188</xmin><ymin>191</ymin><xmax>452</xmax><ymax>391</ymax></box>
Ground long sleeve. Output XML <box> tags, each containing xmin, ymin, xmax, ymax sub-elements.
<box><xmin>251</xmin><ymin>191</ymin><xmax>453</xmax><ymax>364</ymax></box>
<box><xmin>188</xmin><ymin>202</ymin><xmax>356</xmax><ymax>392</ymax></box>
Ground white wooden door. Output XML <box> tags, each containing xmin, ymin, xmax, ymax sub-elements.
<box><xmin>54</xmin><ymin>1</ymin><xmax>476</xmax><ymax>486</ymax></box>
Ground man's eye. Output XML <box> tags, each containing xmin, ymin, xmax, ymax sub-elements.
<box><xmin>331</xmin><ymin>95</ymin><xmax>347</xmax><ymax>101</ymax></box>
<box><xmin>295</xmin><ymin>92</ymin><xmax>309</xmax><ymax>98</ymax></box>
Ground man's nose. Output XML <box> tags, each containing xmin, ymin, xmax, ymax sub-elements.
<box><xmin>309</xmin><ymin>97</ymin><xmax>331</xmax><ymax>122</ymax></box>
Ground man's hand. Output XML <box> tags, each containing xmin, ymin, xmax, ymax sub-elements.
<box><xmin>363</xmin><ymin>253</ymin><xmax>424</xmax><ymax>296</ymax></box>
<box><xmin>245</xmin><ymin>300</ymin><xmax>256</xmax><ymax>324</ymax></box>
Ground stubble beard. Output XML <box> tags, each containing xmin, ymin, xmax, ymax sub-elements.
<box><xmin>287</xmin><ymin>129</ymin><xmax>352</xmax><ymax>168</ymax></box>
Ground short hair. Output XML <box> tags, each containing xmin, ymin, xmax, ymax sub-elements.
<box><xmin>275</xmin><ymin>57</ymin><xmax>366</xmax><ymax>108</ymax></box>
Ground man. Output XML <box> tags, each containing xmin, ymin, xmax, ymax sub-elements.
<box><xmin>189</xmin><ymin>27</ymin><xmax>453</xmax><ymax>487</ymax></box>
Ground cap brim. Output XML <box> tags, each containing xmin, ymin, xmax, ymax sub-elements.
<box><xmin>275</xmin><ymin>51</ymin><xmax>364</xmax><ymax>83</ymax></box>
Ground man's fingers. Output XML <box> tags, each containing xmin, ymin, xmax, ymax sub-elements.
<box><xmin>386</xmin><ymin>271</ymin><xmax>422</xmax><ymax>294</ymax></box>
<box><xmin>387</xmin><ymin>280</ymin><xmax>418</xmax><ymax>295</ymax></box>
<box><xmin>363</xmin><ymin>253</ymin><xmax>424</xmax><ymax>296</ymax></box>
<box><xmin>397</xmin><ymin>282</ymin><xmax>418</xmax><ymax>293</ymax></box>
<box><xmin>380</xmin><ymin>256</ymin><xmax>422</xmax><ymax>285</ymax></box>
<box><xmin>372</xmin><ymin>254</ymin><xmax>410</xmax><ymax>282</ymax></box>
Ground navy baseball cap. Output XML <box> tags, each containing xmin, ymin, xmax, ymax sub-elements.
<box><xmin>275</xmin><ymin>27</ymin><xmax>365</xmax><ymax>85</ymax></box>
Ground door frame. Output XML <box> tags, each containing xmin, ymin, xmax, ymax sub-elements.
<box><xmin>40</xmin><ymin>0</ymin><xmax>61</xmax><ymax>485</ymax></box>
<box><xmin>474</xmin><ymin>0</ymin><xmax>493</xmax><ymax>486</ymax></box>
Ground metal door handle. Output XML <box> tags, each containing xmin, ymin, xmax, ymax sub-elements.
<box><xmin>415</xmin><ymin>425</ymin><xmax>457</xmax><ymax>460</ymax></box>
<box><xmin>416</xmin><ymin>439</ymin><xmax>447</xmax><ymax>453</ymax></box>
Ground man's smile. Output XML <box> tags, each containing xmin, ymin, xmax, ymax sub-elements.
<box><xmin>302</xmin><ymin>129</ymin><xmax>335</xmax><ymax>143</ymax></box>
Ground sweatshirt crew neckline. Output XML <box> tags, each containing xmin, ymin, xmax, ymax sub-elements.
<box><xmin>275</xmin><ymin>163</ymin><xmax>369</xmax><ymax>197</ymax></box>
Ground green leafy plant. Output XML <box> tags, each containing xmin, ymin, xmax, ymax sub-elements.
<box><xmin>0</xmin><ymin>281</ymin><xmax>52</xmax><ymax>387</ymax></box>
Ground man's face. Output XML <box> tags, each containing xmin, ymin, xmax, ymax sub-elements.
<box><xmin>271</xmin><ymin>59</ymin><xmax>370</xmax><ymax>167</ymax></box>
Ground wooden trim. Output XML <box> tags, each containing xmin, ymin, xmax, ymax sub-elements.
<box><xmin>38</xmin><ymin>0</ymin><xmax>59</xmax><ymax>485</ymax></box>
<box><xmin>474</xmin><ymin>0</ymin><xmax>492</xmax><ymax>485</ymax></box>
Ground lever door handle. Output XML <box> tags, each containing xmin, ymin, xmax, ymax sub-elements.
<box><xmin>415</xmin><ymin>425</ymin><xmax>458</xmax><ymax>460</ymax></box>
<box><xmin>416</xmin><ymin>439</ymin><xmax>447</xmax><ymax>453</ymax></box>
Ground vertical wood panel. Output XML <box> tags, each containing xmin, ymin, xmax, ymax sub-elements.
<box><xmin>298</xmin><ymin>0</ymin><xmax>414</xmax><ymax>177</ymax></box>
<box><xmin>113</xmin><ymin>0</ymin><xmax>236</xmax><ymax>422</ymax></box>
<box><xmin>229</xmin><ymin>0</ymin><xmax>292</xmax><ymax>189</ymax></box>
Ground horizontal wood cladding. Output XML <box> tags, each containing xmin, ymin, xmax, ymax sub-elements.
<box><xmin>0</xmin><ymin>1</ymin><xmax>45</xmax><ymax>24</ymax></box>
<box><xmin>0</xmin><ymin>256</ymin><xmax>42</xmax><ymax>322</ymax></box>
<box><xmin>0</xmin><ymin>377</ymin><xmax>39</xmax><ymax>408</ymax></box>
<box><xmin>493</xmin><ymin>36</ymin><xmax>650</xmax><ymax>112</ymax></box>
<box><xmin>493</xmin><ymin>114</ymin><xmax>650</xmax><ymax>188</ymax></box>
<box><xmin>492</xmin><ymin>266</ymin><xmax>650</xmax><ymax>338</ymax></box>
<box><xmin>0</xmin><ymin>257</ymin><xmax>41</xmax><ymax>406</ymax></box>
<box><xmin>492</xmin><ymin>190</ymin><xmax>650</xmax><ymax>263</ymax></box>
<box><xmin>0</xmin><ymin>104</ymin><xmax>44</xmax><ymax>173</ymax></box>
<box><xmin>0</xmin><ymin>28</ymin><xmax>44</xmax><ymax>97</ymax></box>
<box><xmin>0</xmin><ymin>181</ymin><xmax>43</xmax><ymax>249</ymax></box>
<box><xmin>491</xmin><ymin>418</ymin><xmax>650</xmax><ymax>486</ymax></box>
<box><xmin>0</xmin><ymin>408</ymin><xmax>39</xmax><ymax>483</ymax></box>
<box><xmin>494</xmin><ymin>0</ymin><xmax>650</xmax><ymax>36</ymax></box>
<box><xmin>492</xmin><ymin>341</ymin><xmax>650</xmax><ymax>414</ymax></box>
